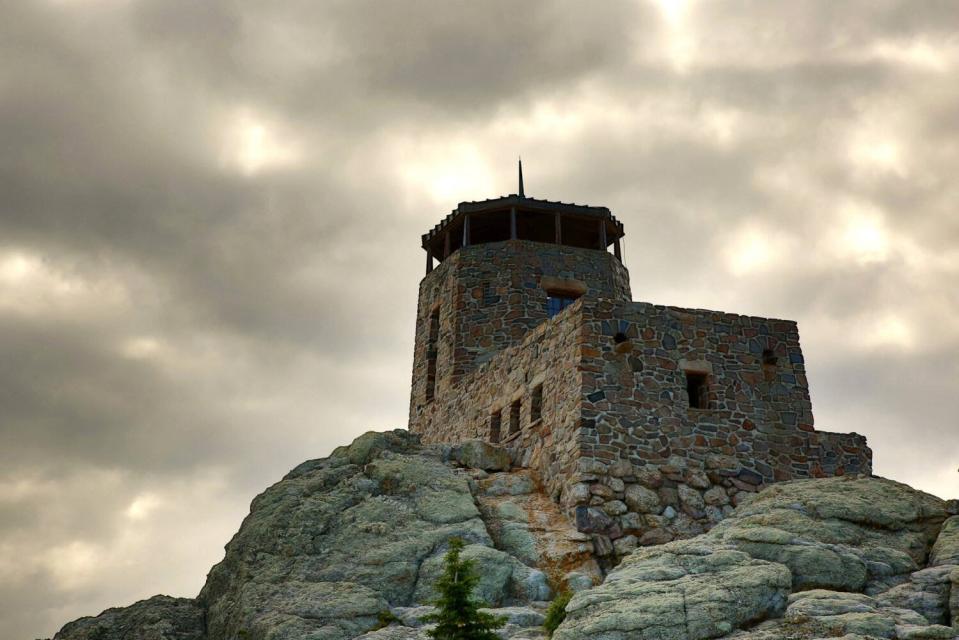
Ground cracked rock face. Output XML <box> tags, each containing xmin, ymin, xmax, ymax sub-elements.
<box><xmin>554</xmin><ymin>475</ymin><xmax>958</xmax><ymax>640</ymax></box>
<box><xmin>53</xmin><ymin>595</ymin><xmax>204</xmax><ymax>640</ymax></box>
<box><xmin>52</xmin><ymin>432</ymin><xmax>959</xmax><ymax>640</ymax></box>
<box><xmin>196</xmin><ymin>430</ymin><xmax>566</xmax><ymax>640</ymax></box>
<box><xmin>554</xmin><ymin>542</ymin><xmax>792</xmax><ymax>640</ymax></box>
<box><xmin>932</xmin><ymin>517</ymin><xmax>959</xmax><ymax>566</ymax></box>
<box><xmin>54</xmin><ymin>431</ymin><xmax>587</xmax><ymax>640</ymax></box>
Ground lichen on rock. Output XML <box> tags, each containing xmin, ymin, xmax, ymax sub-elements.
<box><xmin>931</xmin><ymin>517</ymin><xmax>959</xmax><ymax>566</ymax></box>
<box><xmin>54</xmin><ymin>595</ymin><xmax>204</xmax><ymax>640</ymax></box>
<box><xmin>554</xmin><ymin>541</ymin><xmax>791</xmax><ymax>640</ymax></box>
<box><xmin>552</xmin><ymin>476</ymin><xmax>955</xmax><ymax>640</ymax></box>
<box><xmin>52</xmin><ymin>431</ymin><xmax>959</xmax><ymax>640</ymax></box>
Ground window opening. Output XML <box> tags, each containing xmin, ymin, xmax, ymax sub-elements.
<box><xmin>613</xmin><ymin>332</ymin><xmax>628</xmax><ymax>344</ymax></box>
<box><xmin>530</xmin><ymin>384</ymin><xmax>543</xmax><ymax>423</ymax></box>
<box><xmin>546</xmin><ymin>292</ymin><xmax>579</xmax><ymax>318</ymax></box>
<box><xmin>425</xmin><ymin>308</ymin><xmax>440</xmax><ymax>401</ymax></box>
<box><xmin>490</xmin><ymin>410</ymin><xmax>502</xmax><ymax>443</ymax></box>
<box><xmin>509</xmin><ymin>399</ymin><xmax>521</xmax><ymax>436</ymax></box>
<box><xmin>762</xmin><ymin>349</ymin><xmax>778</xmax><ymax>366</ymax></box>
<box><xmin>482</xmin><ymin>281</ymin><xmax>498</xmax><ymax>306</ymax></box>
<box><xmin>685</xmin><ymin>371</ymin><xmax>709</xmax><ymax>409</ymax></box>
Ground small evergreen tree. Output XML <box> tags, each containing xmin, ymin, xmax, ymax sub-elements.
<box><xmin>421</xmin><ymin>538</ymin><xmax>506</xmax><ymax>639</ymax></box>
<box><xmin>542</xmin><ymin>591</ymin><xmax>572</xmax><ymax>637</ymax></box>
<box><xmin>373</xmin><ymin>609</ymin><xmax>401</xmax><ymax>630</ymax></box>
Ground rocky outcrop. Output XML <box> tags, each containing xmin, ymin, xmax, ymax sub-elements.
<box><xmin>54</xmin><ymin>431</ymin><xmax>591</xmax><ymax>640</ymax></box>
<box><xmin>472</xmin><ymin>468</ymin><xmax>601</xmax><ymax>590</ymax></box>
<box><xmin>194</xmin><ymin>430</ymin><xmax>593</xmax><ymax>640</ymax></box>
<box><xmin>555</xmin><ymin>541</ymin><xmax>792</xmax><ymax>639</ymax></box>
<box><xmin>54</xmin><ymin>595</ymin><xmax>204</xmax><ymax>640</ymax></box>
<box><xmin>554</xmin><ymin>475</ymin><xmax>957</xmax><ymax>640</ymax></box>
<box><xmin>932</xmin><ymin>517</ymin><xmax>959</xmax><ymax>566</ymax></box>
<box><xmin>53</xmin><ymin>432</ymin><xmax>959</xmax><ymax>640</ymax></box>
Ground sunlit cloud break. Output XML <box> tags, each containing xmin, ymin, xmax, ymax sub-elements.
<box><xmin>221</xmin><ymin>108</ymin><xmax>303</xmax><ymax>176</ymax></box>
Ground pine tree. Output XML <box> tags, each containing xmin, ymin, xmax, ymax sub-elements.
<box><xmin>421</xmin><ymin>538</ymin><xmax>506</xmax><ymax>640</ymax></box>
<box><xmin>542</xmin><ymin>591</ymin><xmax>572</xmax><ymax>637</ymax></box>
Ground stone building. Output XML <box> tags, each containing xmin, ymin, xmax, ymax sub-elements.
<box><xmin>408</xmin><ymin>169</ymin><xmax>872</xmax><ymax>546</ymax></box>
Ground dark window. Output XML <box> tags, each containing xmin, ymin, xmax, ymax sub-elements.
<box><xmin>425</xmin><ymin>309</ymin><xmax>440</xmax><ymax>401</ymax></box>
<box><xmin>762</xmin><ymin>349</ymin><xmax>778</xmax><ymax>366</ymax></box>
<box><xmin>560</xmin><ymin>216</ymin><xmax>602</xmax><ymax>250</ymax></box>
<box><xmin>469</xmin><ymin>211</ymin><xmax>511</xmax><ymax>245</ymax></box>
<box><xmin>685</xmin><ymin>371</ymin><xmax>709</xmax><ymax>409</ymax></box>
<box><xmin>490</xmin><ymin>410</ymin><xmax>502</xmax><ymax>443</ymax></box>
<box><xmin>482</xmin><ymin>281</ymin><xmax>498</xmax><ymax>306</ymax></box>
<box><xmin>530</xmin><ymin>384</ymin><xmax>543</xmax><ymax>423</ymax></box>
<box><xmin>613</xmin><ymin>332</ymin><xmax>629</xmax><ymax>344</ymax></box>
<box><xmin>515</xmin><ymin>210</ymin><xmax>556</xmax><ymax>243</ymax></box>
<box><xmin>546</xmin><ymin>295</ymin><xmax>578</xmax><ymax>318</ymax></box>
<box><xmin>509</xmin><ymin>399</ymin><xmax>521</xmax><ymax>436</ymax></box>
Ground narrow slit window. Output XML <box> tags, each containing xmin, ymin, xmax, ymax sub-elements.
<box><xmin>685</xmin><ymin>371</ymin><xmax>709</xmax><ymax>409</ymax></box>
<box><xmin>490</xmin><ymin>410</ymin><xmax>502</xmax><ymax>443</ymax></box>
<box><xmin>530</xmin><ymin>384</ymin><xmax>543</xmax><ymax>423</ymax></box>
<box><xmin>425</xmin><ymin>308</ymin><xmax>440</xmax><ymax>401</ymax></box>
<box><xmin>509</xmin><ymin>399</ymin><xmax>521</xmax><ymax>436</ymax></box>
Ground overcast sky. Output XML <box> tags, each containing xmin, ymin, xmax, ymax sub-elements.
<box><xmin>2</xmin><ymin>1</ymin><xmax>959</xmax><ymax>638</ymax></box>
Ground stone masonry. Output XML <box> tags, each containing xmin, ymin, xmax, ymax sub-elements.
<box><xmin>409</xmin><ymin>190</ymin><xmax>872</xmax><ymax>559</ymax></box>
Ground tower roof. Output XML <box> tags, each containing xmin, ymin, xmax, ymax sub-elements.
<box><xmin>421</xmin><ymin>194</ymin><xmax>624</xmax><ymax>251</ymax></box>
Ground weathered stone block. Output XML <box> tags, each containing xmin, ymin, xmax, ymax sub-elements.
<box><xmin>607</xmin><ymin>476</ymin><xmax>625</xmax><ymax>493</ymax></box>
<box><xmin>634</xmin><ymin>467</ymin><xmax>663</xmax><ymax>489</ymax></box>
<box><xmin>613</xmin><ymin>534</ymin><xmax>639</xmax><ymax>556</ymax></box>
<box><xmin>568</xmin><ymin>483</ymin><xmax>590</xmax><ymax>505</ymax></box>
<box><xmin>737</xmin><ymin>468</ymin><xmax>764</xmax><ymax>486</ymax></box>
<box><xmin>624</xmin><ymin>484</ymin><xmax>662</xmax><ymax>514</ymax></box>
<box><xmin>930</xmin><ymin>516</ymin><xmax>959</xmax><ymax>566</ymax></box>
<box><xmin>703</xmin><ymin>486</ymin><xmax>730</xmax><ymax>506</ymax></box>
<box><xmin>686</xmin><ymin>470</ymin><xmax>711</xmax><ymax>489</ymax></box>
<box><xmin>592</xmin><ymin>534</ymin><xmax>614</xmax><ymax>556</ymax></box>
<box><xmin>608</xmin><ymin>459</ymin><xmax>634</xmax><ymax>478</ymax></box>
<box><xmin>575</xmin><ymin>506</ymin><xmax>612</xmax><ymax>533</ymax></box>
<box><xmin>639</xmin><ymin>527</ymin><xmax>673</xmax><ymax>545</ymax></box>
<box><xmin>454</xmin><ymin>440</ymin><xmax>511</xmax><ymax>471</ymax></box>
<box><xmin>602</xmin><ymin>500</ymin><xmax>628</xmax><ymax>516</ymax></box>
<box><xmin>589</xmin><ymin>483</ymin><xmax>615</xmax><ymax>499</ymax></box>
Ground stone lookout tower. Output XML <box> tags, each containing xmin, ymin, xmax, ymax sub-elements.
<box><xmin>409</xmin><ymin>163</ymin><xmax>871</xmax><ymax>542</ymax></box>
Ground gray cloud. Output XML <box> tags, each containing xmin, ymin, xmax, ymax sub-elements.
<box><xmin>1</xmin><ymin>1</ymin><xmax>958</xmax><ymax>638</ymax></box>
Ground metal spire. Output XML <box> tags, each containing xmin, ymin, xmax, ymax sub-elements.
<box><xmin>518</xmin><ymin>157</ymin><xmax>525</xmax><ymax>197</ymax></box>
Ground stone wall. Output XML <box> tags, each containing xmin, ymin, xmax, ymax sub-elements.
<box><xmin>565</xmin><ymin>298</ymin><xmax>871</xmax><ymax>554</ymax></box>
<box><xmin>413</xmin><ymin>300</ymin><xmax>588</xmax><ymax>507</ymax></box>
<box><xmin>575</xmin><ymin>298</ymin><xmax>870</xmax><ymax>480</ymax></box>
<box><xmin>409</xmin><ymin>240</ymin><xmax>630</xmax><ymax>434</ymax></box>
<box><xmin>411</xmin><ymin>293</ymin><xmax>872</xmax><ymax>560</ymax></box>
